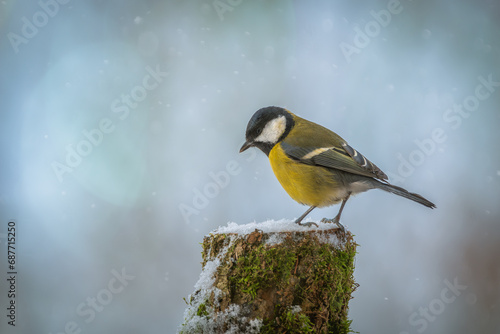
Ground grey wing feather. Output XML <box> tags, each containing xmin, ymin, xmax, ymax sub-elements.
<box><xmin>281</xmin><ymin>141</ymin><xmax>388</xmax><ymax>181</ymax></box>
<box><xmin>340</xmin><ymin>142</ymin><xmax>388</xmax><ymax>181</ymax></box>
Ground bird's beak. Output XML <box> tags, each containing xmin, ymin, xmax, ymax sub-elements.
<box><xmin>239</xmin><ymin>140</ymin><xmax>253</xmax><ymax>153</ymax></box>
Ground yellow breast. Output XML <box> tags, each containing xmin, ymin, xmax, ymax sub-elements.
<box><xmin>268</xmin><ymin>143</ymin><xmax>347</xmax><ymax>207</ymax></box>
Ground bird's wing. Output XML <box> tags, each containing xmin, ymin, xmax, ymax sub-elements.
<box><xmin>280</xmin><ymin>141</ymin><xmax>388</xmax><ymax>181</ymax></box>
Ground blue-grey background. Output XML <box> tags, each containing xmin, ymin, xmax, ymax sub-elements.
<box><xmin>1</xmin><ymin>0</ymin><xmax>499</xmax><ymax>333</ymax></box>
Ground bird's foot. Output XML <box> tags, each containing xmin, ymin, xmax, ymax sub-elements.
<box><xmin>320</xmin><ymin>216</ymin><xmax>345</xmax><ymax>234</ymax></box>
<box><xmin>295</xmin><ymin>220</ymin><xmax>318</xmax><ymax>228</ymax></box>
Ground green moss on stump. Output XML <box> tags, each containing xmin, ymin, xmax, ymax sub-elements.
<box><xmin>180</xmin><ymin>222</ymin><xmax>357</xmax><ymax>334</ymax></box>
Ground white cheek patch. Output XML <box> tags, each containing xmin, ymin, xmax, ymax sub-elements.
<box><xmin>255</xmin><ymin>115</ymin><xmax>286</xmax><ymax>143</ymax></box>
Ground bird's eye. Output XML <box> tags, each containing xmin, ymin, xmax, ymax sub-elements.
<box><xmin>256</xmin><ymin>128</ymin><xmax>263</xmax><ymax>135</ymax></box>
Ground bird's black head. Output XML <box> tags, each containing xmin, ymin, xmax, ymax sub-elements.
<box><xmin>239</xmin><ymin>106</ymin><xmax>294</xmax><ymax>156</ymax></box>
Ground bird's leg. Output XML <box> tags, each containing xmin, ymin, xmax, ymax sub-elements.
<box><xmin>295</xmin><ymin>205</ymin><xmax>318</xmax><ymax>227</ymax></box>
<box><xmin>321</xmin><ymin>193</ymin><xmax>351</xmax><ymax>233</ymax></box>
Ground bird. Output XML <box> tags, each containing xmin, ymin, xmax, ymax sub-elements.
<box><xmin>239</xmin><ymin>106</ymin><xmax>436</xmax><ymax>230</ymax></box>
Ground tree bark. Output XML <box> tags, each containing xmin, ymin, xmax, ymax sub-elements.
<box><xmin>179</xmin><ymin>221</ymin><xmax>357</xmax><ymax>334</ymax></box>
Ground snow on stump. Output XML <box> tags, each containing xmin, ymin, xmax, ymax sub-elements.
<box><xmin>179</xmin><ymin>220</ymin><xmax>358</xmax><ymax>334</ymax></box>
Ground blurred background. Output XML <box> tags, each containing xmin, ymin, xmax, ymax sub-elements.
<box><xmin>1</xmin><ymin>0</ymin><xmax>499</xmax><ymax>333</ymax></box>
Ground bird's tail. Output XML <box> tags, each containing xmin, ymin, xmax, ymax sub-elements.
<box><xmin>373</xmin><ymin>180</ymin><xmax>436</xmax><ymax>209</ymax></box>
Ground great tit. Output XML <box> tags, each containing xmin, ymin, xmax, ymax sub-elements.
<box><xmin>239</xmin><ymin>106</ymin><xmax>435</xmax><ymax>229</ymax></box>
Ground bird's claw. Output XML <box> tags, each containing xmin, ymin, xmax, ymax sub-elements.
<box><xmin>321</xmin><ymin>217</ymin><xmax>345</xmax><ymax>234</ymax></box>
<box><xmin>295</xmin><ymin>221</ymin><xmax>318</xmax><ymax>228</ymax></box>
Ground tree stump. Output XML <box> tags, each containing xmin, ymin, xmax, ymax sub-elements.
<box><xmin>179</xmin><ymin>220</ymin><xmax>357</xmax><ymax>334</ymax></box>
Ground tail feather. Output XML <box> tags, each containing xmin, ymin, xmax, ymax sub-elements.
<box><xmin>373</xmin><ymin>180</ymin><xmax>436</xmax><ymax>209</ymax></box>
